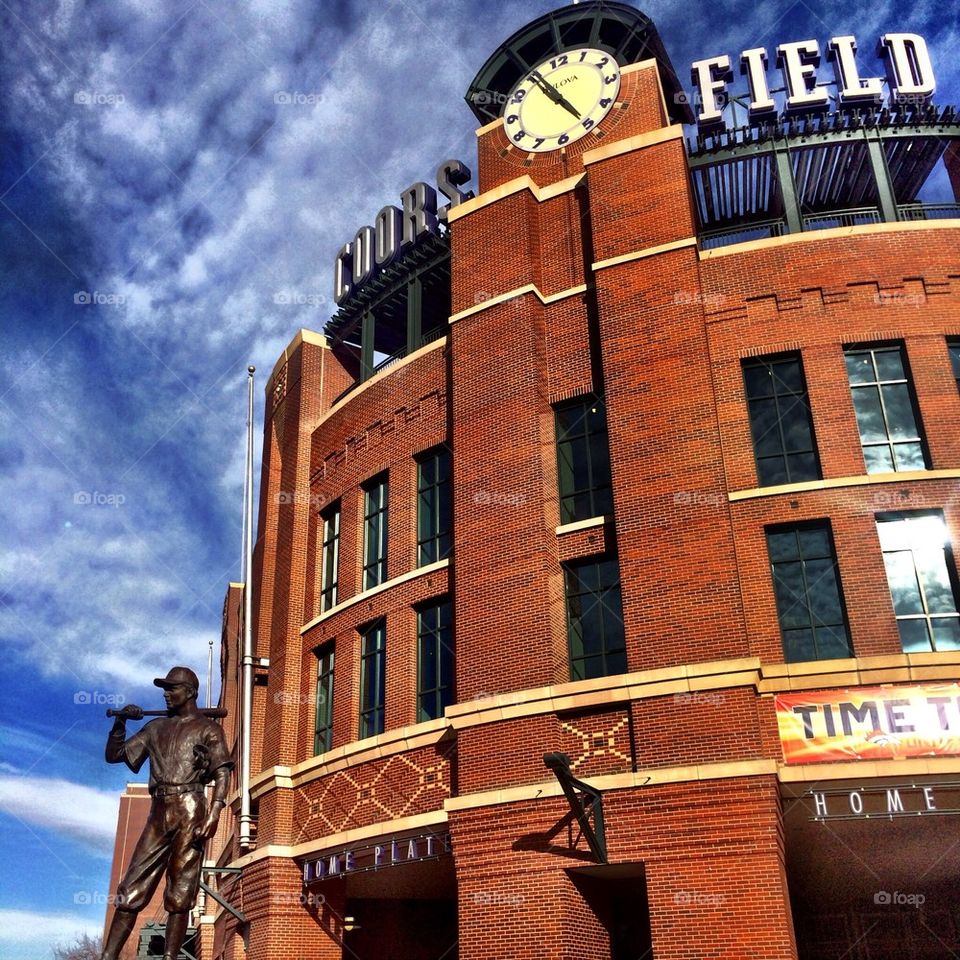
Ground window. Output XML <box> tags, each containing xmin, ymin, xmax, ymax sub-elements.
<box><xmin>555</xmin><ymin>396</ymin><xmax>614</xmax><ymax>524</ymax></box>
<box><xmin>314</xmin><ymin>643</ymin><xmax>335</xmax><ymax>755</ymax></box>
<box><xmin>318</xmin><ymin>502</ymin><xmax>340</xmax><ymax>613</ymax></box>
<box><xmin>564</xmin><ymin>557</ymin><xmax>627</xmax><ymax>681</ymax></box>
<box><xmin>844</xmin><ymin>344</ymin><xmax>928</xmax><ymax>473</ymax></box>
<box><xmin>949</xmin><ymin>339</ymin><xmax>960</xmax><ymax>393</ymax></box>
<box><xmin>362</xmin><ymin>475</ymin><xmax>388</xmax><ymax>589</ymax></box>
<box><xmin>417</xmin><ymin>599</ymin><xmax>454</xmax><ymax>722</ymax></box>
<box><xmin>742</xmin><ymin>354</ymin><xmax>820</xmax><ymax>486</ymax></box>
<box><xmin>417</xmin><ymin>448</ymin><xmax>452</xmax><ymax>566</ymax></box>
<box><xmin>877</xmin><ymin>513</ymin><xmax>960</xmax><ymax>652</ymax></box>
<box><xmin>358</xmin><ymin>620</ymin><xmax>386</xmax><ymax>738</ymax></box>
<box><xmin>766</xmin><ymin>523</ymin><xmax>852</xmax><ymax>662</ymax></box>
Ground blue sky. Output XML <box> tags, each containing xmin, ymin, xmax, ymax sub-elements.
<box><xmin>1</xmin><ymin>0</ymin><xmax>957</xmax><ymax>955</ymax></box>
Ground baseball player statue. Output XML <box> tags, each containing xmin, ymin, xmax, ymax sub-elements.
<box><xmin>100</xmin><ymin>666</ymin><xmax>233</xmax><ymax>960</ymax></box>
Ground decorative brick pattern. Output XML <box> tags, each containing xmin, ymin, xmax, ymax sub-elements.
<box><xmin>293</xmin><ymin>746</ymin><xmax>452</xmax><ymax>840</ymax></box>
<box><xmin>559</xmin><ymin>712</ymin><xmax>632</xmax><ymax>774</ymax></box>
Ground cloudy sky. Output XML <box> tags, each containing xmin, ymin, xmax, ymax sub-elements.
<box><xmin>1</xmin><ymin>0</ymin><xmax>956</xmax><ymax>955</ymax></box>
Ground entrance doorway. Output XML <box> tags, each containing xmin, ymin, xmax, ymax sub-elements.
<box><xmin>784</xmin><ymin>779</ymin><xmax>960</xmax><ymax>958</ymax></box>
<box><xmin>342</xmin><ymin>856</ymin><xmax>458</xmax><ymax>960</ymax></box>
<box><xmin>571</xmin><ymin>863</ymin><xmax>655</xmax><ymax>960</ymax></box>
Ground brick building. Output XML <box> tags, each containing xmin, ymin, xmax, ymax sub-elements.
<box><xmin>103</xmin><ymin>785</ymin><xmax>176</xmax><ymax>959</ymax></box>
<box><xmin>198</xmin><ymin>3</ymin><xmax>960</xmax><ymax>958</ymax></box>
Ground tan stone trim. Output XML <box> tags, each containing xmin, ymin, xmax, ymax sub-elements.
<box><xmin>592</xmin><ymin>237</ymin><xmax>697</xmax><ymax>273</ymax></box>
<box><xmin>443</xmin><ymin>653</ymin><xmax>960</xmax><ymax>729</ymax></box>
<box><xmin>475</xmin><ymin>116</ymin><xmax>505</xmax><ymax>137</ymax></box>
<box><xmin>730</xmin><ymin>468</ymin><xmax>960</xmax><ymax>502</ymax></box>
<box><xmin>300</xmin><ymin>559</ymin><xmax>450</xmax><ymax>635</ymax></box>
<box><xmin>250</xmin><ymin>775</ymin><xmax>293</xmax><ymax>800</ymax></box>
<box><xmin>224</xmin><ymin>809</ymin><xmax>449</xmax><ymax>869</ymax></box>
<box><xmin>581</xmin><ymin>124</ymin><xmax>685</xmax><ymax>166</ymax></box>
<box><xmin>250</xmin><ymin>715</ymin><xmax>450</xmax><ymax>798</ymax></box>
<box><xmin>778</xmin><ymin>756</ymin><xmax>960</xmax><ymax>783</ymax></box>
<box><xmin>447</xmin><ymin>173</ymin><xmax>585</xmax><ymax>224</ymax></box>
<box><xmin>299</xmin><ymin>329</ymin><xmax>328</xmax><ymax>348</ymax></box>
<box><xmin>444</xmin><ymin>759</ymin><xmax>779</xmax><ymax>812</ymax></box>
<box><xmin>248</xmin><ymin>652</ymin><xmax>960</xmax><ymax>797</ymax></box>
<box><xmin>265</xmin><ymin>328</ymin><xmax>328</xmax><ymax>396</ymax></box>
<box><xmin>310</xmin><ymin>336</ymin><xmax>446</xmax><ymax>431</ymax></box>
<box><xmin>446</xmin><ymin>657</ymin><xmax>762</xmax><ymax>731</ymax></box>
<box><xmin>619</xmin><ymin>58</ymin><xmax>671</xmax><ymax>124</ymax></box>
<box><xmin>555</xmin><ymin>514</ymin><xmax>611</xmax><ymax>536</ymax></box>
<box><xmin>246</xmin><ymin>651</ymin><xmax>960</xmax><ymax>809</ymax></box>
<box><xmin>448</xmin><ymin>282</ymin><xmax>589</xmax><ymax>325</ymax></box>
<box><xmin>757</xmin><ymin>651</ymin><xmax>960</xmax><ymax>694</ymax></box>
<box><xmin>699</xmin><ymin>219</ymin><xmax>960</xmax><ymax>259</ymax></box>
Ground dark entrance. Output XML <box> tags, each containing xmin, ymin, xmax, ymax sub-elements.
<box><xmin>571</xmin><ymin>863</ymin><xmax>655</xmax><ymax>960</ymax></box>
<box><xmin>784</xmin><ymin>780</ymin><xmax>960</xmax><ymax>959</ymax></box>
<box><xmin>342</xmin><ymin>857</ymin><xmax>458</xmax><ymax>960</ymax></box>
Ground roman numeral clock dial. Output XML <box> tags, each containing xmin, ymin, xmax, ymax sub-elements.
<box><xmin>504</xmin><ymin>48</ymin><xmax>621</xmax><ymax>152</ymax></box>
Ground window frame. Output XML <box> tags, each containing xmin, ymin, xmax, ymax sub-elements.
<box><xmin>416</xmin><ymin>447</ymin><xmax>452</xmax><ymax>567</ymax></box>
<box><xmin>765</xmin><ymin>520</ymin><xmax>853</xmax><ymax>663</ymax></box>
<box><xmin>314</xmin><ymin>642</ymin><xmax>335</xmax><ymax>755</ymax></box>
<box><xmin>843</xmin><ymin>342</ymin><xmax>929</xmax><ymax>474</ymax></box>
<box><xmin>554</xmin><ymin>394</ymin><xmax>614</xmax><ymax>525</ymax></box>
<box><xmin>877</xmin><ymin>511</ymin><xmax>960</xmax><ymax>653</ymax></box>
<box><xmin>416</xmin><ymin>598</ymin><xmax>454</xmax><ymax>722</ymax></box>
<box><xmin>948</xmin><ymin>339</ymin><xmax>960</xmax><ymax>395</ymax></box>
<box><xmin>318</xmin><ymin>501</ymin><xmax>340</xmax><ymax>613</ymax></box>
<box><xmin>362</xmin><ymin>474</ymin><xmax>389</xmax><ymax>590</ymax></box>
<box><xmin>358</xmin><ymin>619</ymin><xmax>386</xmax><ymax>739</ymax></box>
<box><xmin>563</xmin><ymin>555</ymin><xmax>627</xmax><ymax>682</ymax></box>
<box><xmin>742</xmin><ymin>353</ymin><xmax>821</xmax><ymax>487</ymax></box>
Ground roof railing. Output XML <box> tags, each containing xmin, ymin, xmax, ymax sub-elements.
<box><xmin>897</xmin><ymin>201</ymin><xmax>960</xmax><ymax>221</ymax></box>
<box><xmin>700</xmin><ymin>201</ymin><xmax>958</xmax><ymax>250</ymax></box>
<box><xmin>330</xmin><ymin>326</ymin><xmax>448</xmax><ymax>406</ymax></box>
<box><xmin>802</xmin><ymin>207</ymin><xmax>882</xmax><ymax>230</ymax></box>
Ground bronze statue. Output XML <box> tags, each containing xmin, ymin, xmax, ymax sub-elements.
<box><xmin>100</xmin><ymin>666</ymin><xmax>233</xmax><ymax>960</ymax></box>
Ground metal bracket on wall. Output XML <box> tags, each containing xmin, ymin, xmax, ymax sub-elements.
<box><xmin>200</xmin><ymin>866</ymin><xmax>247</xmax><ymax>924</ymax></box>
<box><xmin>543</xmin><ymin>752</ymin><xmax>608</xmax><ymax>863</ymax></box>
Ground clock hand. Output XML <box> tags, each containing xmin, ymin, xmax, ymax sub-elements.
<box><xmin>529</xmin><ymin>70</ymin><xmax>582</xmax><ymax>120</ymax></box>
<box><xmin>554</xmin><ymin>92</ymin><xmax>583</xmax><ymax>121</ymax></box>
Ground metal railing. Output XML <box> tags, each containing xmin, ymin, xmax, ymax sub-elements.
<box><xmin>897</xmin><ymin>201</ymin><xmax>960</xmax><ymax>221</ymax></box>
<box><xmin>369</xmin><ymin>326</ymin><xmax>448</xmax><ymax>377</ymax></box>
<box><xmin>331</xmin><ymin>327</ymin><xmax>449</xmax><ymax>405</ymax></box>
<box><xmin>699</xmin><ymin>201</ymin><xmax>958</xmax><ymax>249</ymax></box>
<box><xmin>802</xmin><ymin>207</ymin><xmax>882</xmax><ymax>230</ymax></box>
<box><xmin>699</xmin><ymin>218</ymin><xmax>787</xmax><ymax>249</ymax></box>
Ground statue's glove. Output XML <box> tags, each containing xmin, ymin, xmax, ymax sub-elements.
<box><xmin>193</xmin><ymin>802</ymin><xmax>224</xmax><ymax>845</ymax></box>
<box><xmin>115</xmin><ymin>704</ymin><xmax>144</xmax><ymax>721</ymax></box>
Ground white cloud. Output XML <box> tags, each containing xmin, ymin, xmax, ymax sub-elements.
<box><xmin>0</xmin><ymin>908</ymin><xmax>101</xmax><ymax>946</ymax></box>
<box><xmin>0</xmin><ymin>775</ymin><xmax>119</xmax><ymax>855</ymax></box>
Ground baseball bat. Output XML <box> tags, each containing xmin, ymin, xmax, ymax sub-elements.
<box><xmin>106</xmin><ymin>707</ymin><xmax>228</xmax><ymax>718</ymax></box>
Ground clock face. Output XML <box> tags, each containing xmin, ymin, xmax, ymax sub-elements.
<box><xmin>503</xmin><ymin>48</ymin><xmax>621</xmax><ymax>153</ymax></box>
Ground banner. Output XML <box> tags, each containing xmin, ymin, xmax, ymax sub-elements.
<box><xmin>775</xmin><ymin>684</ymin><xmax>960</xmax><ymax>764</ymax></box>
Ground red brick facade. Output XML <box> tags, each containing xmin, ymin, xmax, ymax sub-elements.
<box><xmin>203</xmin><ymin>42</ymin><xmax>960</xmax><ymax>960</ymax></box>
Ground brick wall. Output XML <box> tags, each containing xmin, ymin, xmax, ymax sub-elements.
<box><xmin>210</xmin><ymin>37</ymin><xmax>960</xmax><ymax>960</ymax></box>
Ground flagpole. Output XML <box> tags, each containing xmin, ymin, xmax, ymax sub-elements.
<box><xmin>206</xmin><ymin>638</ymin><xmax>213</xmax><ymax>708</ymax></box>
<box><xmin>239</xmin><ymin>365</ymin><xmax>255</xmax><ymax>850</ymax></box>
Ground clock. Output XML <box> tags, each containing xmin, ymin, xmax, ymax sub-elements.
<box><xmin>502</xmin><ymin>48</ymin><xmax>621</xmax><ymax>153</ymax></box>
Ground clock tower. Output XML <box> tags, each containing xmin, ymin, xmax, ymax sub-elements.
<box><xmin>462</xmin><ymin>0</ymin><xmax>692</xmax><ymax>191</ymax></box>
<box><xmin>446</xmin><ymin>1</ymin><xmax>709</xmax><ymax>711</ymax></box>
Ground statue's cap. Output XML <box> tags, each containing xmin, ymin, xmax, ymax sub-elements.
<box><xmin>154</xmin><ymin>666</ymin><xmax>200</xmax><ymax>691</ymax></box>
